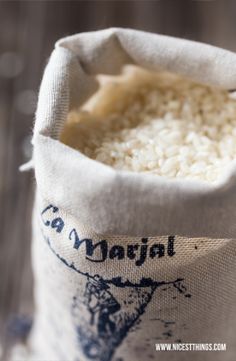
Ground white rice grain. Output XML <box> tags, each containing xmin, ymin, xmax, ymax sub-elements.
<box><xmin>61</xmin><ymin>66</ymin><xmax>236</xmax><ymax>183</ymax></box>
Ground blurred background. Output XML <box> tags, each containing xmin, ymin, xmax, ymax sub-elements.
<box><xmin>1</xmin><ymin>0</ymin><xmax>236</xmax><ymax>359</ymax></box>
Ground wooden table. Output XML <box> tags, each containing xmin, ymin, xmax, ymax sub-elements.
<box><xmin>1</xmin><ymin>1</ymin><xmax>236</xmax><ymax>359</ymax></box>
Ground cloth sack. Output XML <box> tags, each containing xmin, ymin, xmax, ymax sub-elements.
<box><xmin>25</xmin><ymin>28</ymin><xmax>236</xmax><ymax>361</ymax></box>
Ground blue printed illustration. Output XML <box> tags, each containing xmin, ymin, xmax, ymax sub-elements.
<box><xmin>72</xmin><ymin>275</ymin><xmax>190</xmax><ymax>361</ymax></box>
<box><xmin>40</xmin><ymin>205</ymin><xmax>192</xmax><ymax>361</ymax></box>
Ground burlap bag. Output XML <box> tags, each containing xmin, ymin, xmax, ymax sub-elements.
<box><xmin>21</xmin><ymin>28</ymin><xmax>236</xmax><ymax>361</ymax></box>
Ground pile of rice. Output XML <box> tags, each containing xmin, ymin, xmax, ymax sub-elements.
<box><xmin>61</xmin><ymin>66</ymin><xmax>236</xmax><ymax>183</ymax></box>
